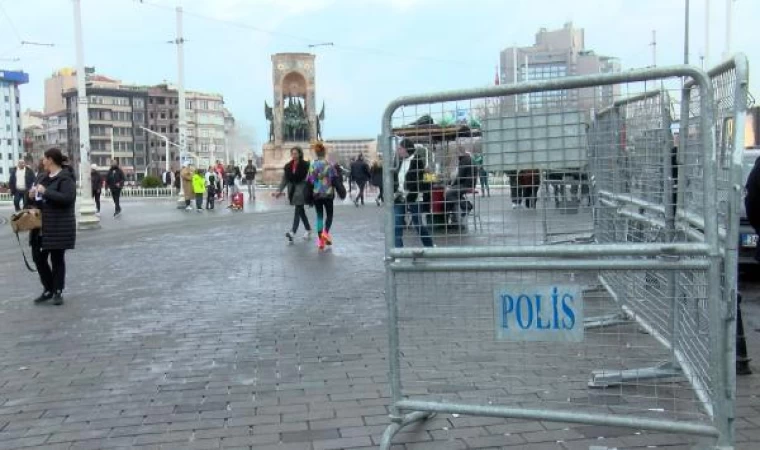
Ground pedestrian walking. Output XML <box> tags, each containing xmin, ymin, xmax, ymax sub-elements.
<box><xmin>273</xmin><ymin>146</ymin><xmax>312</xmax><ymax>244</ymax></box>
<box><xmin>205</xmin><ymin>167</ymin><xmax>217</xmax><ymax>210</ymax></box>
<box><xmin>173</xmin><ymin>170</ymin><xmax>180</xmax><ymax>194</ymax></box>
<box><xmin>106</xmin><ymin>160</ymin><xmax>126</xmax><ymax>217</ymax></box>
<box><xmin>307</xmin><ymin>142</ymin><xmax>337</xmax><ymax>251</ymax></box>
<box><xmin>180</xmin><ymin>163</ymin><xmax>195</xmax><ymax>210</ymax></box>
<box><xmin>393</xmin><ymin>139</ymin><xmax>433</xmax><ymax>248</ymax></box>
<box><xmin>350</xmin><ymin>153</ymin><xmax>371</xmax><ymax>207</ymax></box>
<box><xmin>27</xmin><ymin>148</ymin><xmax>76</xmax><ymax>306</ymax></box>
<box><xmin>370</xmin><ymin>160</ymin><xmax>384</xmax><ymax>206</ymax></box>
<box><xmin>9</xmin><ymin>159</ymin><xmax>34</xmax><ymax>212</ymax></box>
<box><xmin>444</xmin><ymin>147</ymin><xmax>476</xmax><ymax>227</ymax></box>
<box><xmin>474</xmin><ymin>153</ymin><xmax>490</xmax><ymax>197</ymax></box>
<box><xmin>518</xmin><ymin>169</ymin><xmax>540</xmax><ymax>209</ymax></box>
<box><xmin>90</xmin><ymin>164</ymin><xmax>102</xmax><ymax>215</ymax></box>
<box><xmin>244</xmin><ymin>159</ymin><xmax>257</xmax><ymax>201</ymax></box>
<box><xmin>192</xmin><ymin>169</ymin><xmax>205</xmax><ymax>213</ymax></box>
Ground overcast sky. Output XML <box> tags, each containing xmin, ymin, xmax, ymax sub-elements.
<box><xmin>2</xmin><ymin>0</ymin><xmax>759</xmax><ymax>148</ymax></box>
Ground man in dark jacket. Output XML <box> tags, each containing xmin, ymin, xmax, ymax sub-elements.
<box><xmin>350</xmin><ymin>154</ymin><xmax>371</xmax><ymax>207</ymax></box>
<box><xmin>90</xmin><ymin>164</ymin><xmax>103</xmax><ymax>215</ymax></box>
<box><xmin>106</xmin><ymin>160</ymin><xmax>126</xmax><ymax>217</ymax></box>
<box><xmin>244</xmin><ymin>159</ymin><xmax>257</xmax><ymax>200</ymax></box>
<box><xmin>444</xmin><ymin>147</ymin><xmax>476</xmax><ymax>226</ymax></box>
<box><xmin>393</xmin><ymin>139</ymin><xmax>433</xmax><ymax>248</ymax></box>
<box><xmin>9</xmin><ymin>160</ymin><xmax>35</xmax><ymax>211</ymax></box>
<box><xmin>745</xmin><ymin>156</ymin><xmax>760</xmax><ymax>261</ymax></box>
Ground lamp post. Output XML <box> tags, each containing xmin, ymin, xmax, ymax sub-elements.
<box><xmin>140</xmin><ymin>126</ymin><xmax>181</xmax><ymax>197</ymax></box>
<box><xmin>72</xmin><ymin>0</ymin><xmax>99</xmax><ymax>229</ymax></box>
<box><xmin>175</xmin><ymin>6</ymin><xmax>187</xmax><ymax>208</ymax></box>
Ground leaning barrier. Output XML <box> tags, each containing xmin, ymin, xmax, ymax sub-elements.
<box><xmin>379</xmin><ymin>57</ymin><xmax>747</xmax><ymax>449</ymax></box>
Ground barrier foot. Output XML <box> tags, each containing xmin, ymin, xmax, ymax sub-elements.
<box><xmin>584</xmin><ymin>312</ymin><xmax>630</xmax><ymax>330</ymax></box>
<box><xmin>588</xmin><ymin>362</ymin><xmax>682</xmax><ymax>388</ymax></box>
<box><xmin>379</xmin><ymin>411</ymin><xmax>434</xmax><ymax>450</ymax></box>
<box><xmin>737</xmin><ymin>294</ymin><xmax>752</xmax><ymax>375</ymax></box>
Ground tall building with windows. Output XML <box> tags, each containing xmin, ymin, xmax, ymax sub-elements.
<box><xmin>323</xmin><ymin>138</ymin><xmax>378</xmax><ymax>168</ymax></box>
<box><xmin>63</xmin><ymin>79</ymin><xmax>148</xmax><ymax>179</ymax></box>
<box><xmin>145</xmin><ymin>84</ymin><xmax>230</xmax><ymax>170</ymax></box>
<box><xmin>0</xmin><ymin>70</ymin><xmax>28</xmax><ymax>183</ymax></box>
<box><xmin>186</xmin><ymin>91</ymin><xmax>226</xmax><ymax>167</ymax></box>
<box><xmin>499</xmin><ymin>22</ymin><xmax>620</xmax><ymax>113</ymax></box>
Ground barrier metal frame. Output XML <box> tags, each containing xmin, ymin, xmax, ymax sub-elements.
<box><xmin>379</xmin><ymin>64</ymin><xmax>735</xmax><ymax>449</ymax></box>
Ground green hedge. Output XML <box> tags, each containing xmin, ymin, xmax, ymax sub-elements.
<box><xmin>141</xmin><ymin>175</ymin><xmax>163</xmax><ymax>189</ymax></box>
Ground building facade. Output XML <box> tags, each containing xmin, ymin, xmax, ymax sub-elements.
<box><xmin>0</xmin><ymin>70</ymin><xmax>28</xmax><ymax>183</ymax></box>
<box><xmin>186</xmin><ymin>90</ymin><xmax>226</xmax><ymax>168</ymax></box>
<box><xmin>44</xmin><ymin>68</ymin><xmax>78</xmax><ymax>115</ymax></box>
<box><xmin>323</xmin><ymin>138</ymin><xmax>378</xmax><ymax>168</ymax></box>
<box><xmin>64</xmin><ymin>82</ymin><xmax>149</xmax><ymax>179</ymax></box>
<box><xmin>499</xmin><ymin>22</ymin><xmax>621</xmax><ymax>113</ymax></box>
<box><xmin>48</xmin><ymin>70</ymin><xmax>235</xmax><ymax>177</ymax></box>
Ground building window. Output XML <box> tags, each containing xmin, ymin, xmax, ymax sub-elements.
<box><xmin>160</xmin><ymin>113</ymin><xmax>166</xmax><ymax>120</ymax></box>
<box><xmin>160</xmin><ymin>127</ymin><xmax>166</xmax><ymax>133</ymax></box>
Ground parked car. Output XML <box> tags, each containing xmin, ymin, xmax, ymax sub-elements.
<box><xmin>738</xmin><ymin>149</ymin><xmax>760</xmax><ymax>265</ymax></box>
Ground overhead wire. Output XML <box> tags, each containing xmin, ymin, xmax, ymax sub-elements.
<box><xmin>129</xmin><ymin>0</ymin><xmax>482</xmax><ymax>67</ymax></box>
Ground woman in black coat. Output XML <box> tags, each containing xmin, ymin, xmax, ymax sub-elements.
<box><xmin>28</xmin><ymin>148</ymin><xmax>76</xmax><ymax>306</ymax></box>
<box><xmin>273</xmin><ymin>146</ymin><xmax>312</xmax><ymax>244</ymax></box>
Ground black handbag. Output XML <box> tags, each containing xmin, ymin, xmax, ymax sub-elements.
<box><xmin>303</xmin><ymin>182</ymin><xmax>314</xmax><ymax>206</ymax></box>
<box><xmin>332</xmin><ymin>174</ymin><xmax>347</xmax><ymax>200</ymax></box>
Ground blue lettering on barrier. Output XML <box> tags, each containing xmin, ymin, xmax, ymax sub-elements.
<box><xmin>494</xmin><ymin>284</ymin><xmax>583</xmax><ymax>342</ymax></box>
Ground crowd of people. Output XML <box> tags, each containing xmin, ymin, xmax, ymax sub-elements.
<box><xmin>171</xmin><ymin>159</ymin><xmax>258</xmax><ymax>212</ymax></box>
<box><xmin>6</xmin><ymin>140</ymin><xmax>497</xmax><ymax>305</ymax></box>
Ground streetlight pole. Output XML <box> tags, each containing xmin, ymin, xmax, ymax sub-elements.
<box><xmin>723</xmin><ymin>0</ymin><xmax>734</xmax><ymax>60</ymax></box>
<box><xmin>139</xmin><ymin>127</ymin><xmax>171</xmax><ymax>173</ymax></box>
<box><xmin>684</xmin><ymin>0</ymin><xmax>690</xmax><ymax>65</ymax></box>
<box><xmin>72</xmin><ymin>0</ymin><xmax>99</xmax><ymax>229</ymax></box>
<box><xmin>175</xmin><ymin>6</ymin><xmax>187</xmax><ymax>208</ymax></box>
<box><xmin>705</xmin><ymin>0</ymin><xmax>711</xmax><ymax>67</ymax></box>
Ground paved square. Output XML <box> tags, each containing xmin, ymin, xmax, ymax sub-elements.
<box><xmin>0</xmin><ymin>195</ymin><xmax>759</xmax><ymax>449</ymax></box>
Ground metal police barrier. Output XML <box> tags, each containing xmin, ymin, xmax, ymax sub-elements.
<box><xmin>380</xmin><ymin>63</ymin><xmax>736</xmax><ymax>449</ymax></box>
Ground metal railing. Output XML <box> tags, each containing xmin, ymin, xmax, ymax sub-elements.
<box><xmin>379</xmin><ymin>61</ymin><xmax>738</xmax><ymax>449</ymax></box>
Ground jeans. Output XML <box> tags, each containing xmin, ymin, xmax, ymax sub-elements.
<box><xmin>394</xmin><ymin>202</ymin><xmax>433</xmax><ymax>248</ymax></box>
<box><xmin>92</xmin><ymin>189</ymin><xmax>101</xmax><ymax>212</ymax></box>
<box><xmin>479</xmin><ymin>174</ymin><xmax>490</xmax><ymax>196</ymax></box>
<box><xmin>195</xmin><ymin>194</ymin><xmax>203</xmax><ymax>210</ymax></box>
<box><xmin>377</xmin><ymin>185</ymin><xmax>384</xmax><ymax>203</ymax></box>
<box><xmin>246</xmin><ymin>180</ymin><xmax>256</xmax><ymax>199</ymax></box>
<box><xmin>206</xmin><ymin>188</ymin><xmax>215</xmax><ymax>209</ymax></box>
<box><xmin>314</xmin><ymin>197</ymin><xmax>334</xmax><ymax>234</ymax></box>
<box><xmin>445</xmin><ymin>187</ymin><xmax>468</xmax><ymax>224</ymax></box>
<box><xmin>31</xmin><ymin>235</ymin><xmax>66</xmax><ymax>293</ymax></box>
<box><xmin>355</xmin><ymin>181</ymin><xmax>367</xmax><ymax>204</ymax></box>
<box><xmin>111</xmin><ymin>187</ymin><xmax>122</xmax><ymax>214</ymax></box>
<box><xmin>291</xmin><ymin>205</ymin><xmax>311</xmax><ymax>233</ymax></box>
<box><xmin>12</xmin><ymin>190</ymin><xmax>27</xmax><ymax>212</ymax></box>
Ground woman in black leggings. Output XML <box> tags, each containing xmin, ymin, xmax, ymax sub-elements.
<box><xmin>274</xmin><ymin>146</ymin><xmax>312</xmax><ymax>244</ymax></box>
<box><xmin>307</xmin><ymin>142</ymin><xmax>337</xmax><ymax>251</ymax></box>
<box><xmin>28</xmin><ymin>148</ymin><xmax>77</xmax><ymax>306</ymax></box>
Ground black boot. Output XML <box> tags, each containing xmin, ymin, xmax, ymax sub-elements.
<box><xmin>34</xmin><ymin>291</ymin><xmax>53</xmax><ymax>304</ymax></box>
<box><xmin>52</xmin><ymin>291</ymin><xmax>64</xmax><ymax>306</ymax></box>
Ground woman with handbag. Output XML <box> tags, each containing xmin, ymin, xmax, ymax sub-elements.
<box><xmin>27</xmin><ymin>148</ymin><xmax>77</xmax><ymax>306</ymax></box>
<box><xmin>273</xmin><ymin>146</ymin><xmax>312</xmax><ymax>244</ymax></box>
<box><xmin>307</xmin><ymin>142</ymin><xmax>338</xmax><ymax>251</ymax></box>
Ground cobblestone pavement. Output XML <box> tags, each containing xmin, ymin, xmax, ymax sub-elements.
<box><xmin>0</xmin><ymin>193</ymin><xmax>759</xmax><ymax>449</ymax></box>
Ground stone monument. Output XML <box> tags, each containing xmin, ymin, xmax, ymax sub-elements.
<box><xmin>261</xmin><ymin>53</ymin><xmax>325</xmax><ymax>184</ymax></box>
